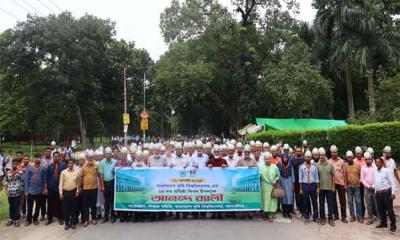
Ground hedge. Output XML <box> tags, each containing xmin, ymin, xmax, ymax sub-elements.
<box><xmin>247</xmin><ymin>121</ymin><xmax>400</xmax><ymax>158</ymax></box>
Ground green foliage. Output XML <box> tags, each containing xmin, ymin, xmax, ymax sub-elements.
<box><xmin>248</xmin><ymin>121</ymin><xmax>400</xmax><ymax>158</ymax></box>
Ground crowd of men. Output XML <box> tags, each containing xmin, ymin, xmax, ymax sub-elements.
<box><xmin>0</xmin><ymin>139</ymin><xmax>398</xmax><ymax>234</ymax></box>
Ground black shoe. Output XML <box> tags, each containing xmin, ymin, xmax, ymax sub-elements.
<box><xmin>390</xmin><ymin>226</ymin><xmax>396</xmax><ymax>233</ymax></box>
<box><xmin>328</xmin><ymin>220</ymin><xmax>335</xmax><ymax>226</ymax></box>
<box><xmin>33</xmin><ymin>220</ymin><xmax>39</xmax><ymax>225</ymax></box>
<box><xmin>6</xmin><ymin>220</ymin><xmax>13</xmax><ymax>226</ymax></box>
<box><xmin>70</xmin><ymin>225</ymin><xmax>76</xmax><ymax>229</ymax></box>
<box><xmin>97</xmin><ymin>214</ymin><xmax>102</xmax><ymax>220</ymax></box>
<box><xmin>101</xmin><ymin>218</ymin><xmax>109</xmax><ymax>224</ymax></box>
<box><xmin>287</xmin><ymin>213</ymin><xmax>292</xmax><ymax>219</ymax></box>
<box><xmin>45</xmin><ymin>220</ymin><xmax>52</xmax><ymax>225</ymax></box>
<box><xmin>376</xmin><ymin>224</ymin><xmax>388</xmax><ymax>228</ymax></box>
<box><xmin>39</xmin><ymin>216</ymin><xmax>45</xmax><ymax>221</ymax></box>
<box><xmin>25</xmin><ymin>221</ymin><xmax>31</xmax><ymax>226</ymax></box>
<box><xmin>111</xmin><ymin>218</ymin><xmax>116</xmax><ymax>223</ymax></box>
<box><xmin>341</xmin><ymin>218</ymin><xmax>348</xmax><ymax>223</ymax></box>
<box><xmin>282</xmin><ymin>213</ymin><xmax>287</xmax><ymax>218</ymax></box>
<box><xmin>64</xmin><ymin>225</ymin><xmax>69</xmax><ymax>230</ymax></box>
<box><xmin>58</xmin><ymin>219</ymin><xmax>64</xmax><ymax>225</ymax></box>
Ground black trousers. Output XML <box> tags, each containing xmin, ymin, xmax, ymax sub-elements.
<box><xmin>103</xmin><ymin>180</ymin><xmax>116</xmax><ymax>219</ymax></box>
<box><xmin>333</xmin><ymin>184</ymin><xmax>347</xmax><ymax>219</ymax></box>
<box><xmin>41</xmin><ymin>194</ymin><xmax>47</xmax><ymax>218</ymax></box>
<box><xmin>48</xmin><ymin>190</ymin><xmax>62</xmax><ymax>221</ymax></box>
<box><xmin>63</xmin><ymin>189</ymin><xmax>77</xmax><ymax>226</ymax></box>
<box><xmin>294</xmin><ymin>182</ymin><xmax>302</xmax><ymax>212</ymax></box>
<box><xmin>75</xmin><ymin>194</ymin><xmax>84</xmax><ymax>224</ymax></box>
<box><xmin>8</xmin><ymin>196</ymin><xmax>20</xmax><ymax>221</ymax></box>
<box><xmin>359</xmin><ymin>183</ymin><xmax>365</xmax><ymax>217</ymax></box>
<box><xmin>376</xmin><ymin>190</ymin><xmax>396</xmax><ymax>228</ymax></box>
<box><xmin>83</xmin><ymin>189</ymin><xmax>97</xmax><ymax>222</ymax></box>
<box><xmin>27</xmin><ymin>194</ymin><xmax>43</xmax><ymax>223</ymax></box>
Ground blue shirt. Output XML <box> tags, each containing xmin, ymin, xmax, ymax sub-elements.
<box><xmin>99</xmin><ymin>158</ymin><xmax>117</xmax><ymax>181</ymax></box>
<box><xmin>299</xmin><ymin>163</ymin><xmax>319</xmax><ymax>184</ymax></box>
<box><xmin>25</xmin><ymin>165</ymin><xmax>46</xmax><ymax>195</ymax></box>
<box><xmin>46</xmin><ymin>162</ymin><xmax>66</xmax><ymax>192</ymax></box>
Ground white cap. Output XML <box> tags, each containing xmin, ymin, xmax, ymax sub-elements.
<box><xmin>135</xmin><ymin>150</ymin><xmax>143</xmax><ymax>157</ymax></box>
<box><xmin>305</xmin><ymin>150</ymin><xmax>312</xmax><ymax>158</ymax></box>
<box><xmin>367</xmin><ymin>147</ymin><xmax>374</xmax><ymax>154</ymax></box>
<box><xmin>188</xmin><ymin>142</ymin><xmax>195</xmax><ymax>148</ymax></box>
<box><xmin>236</xmin><ymin>142</ymin><xmax>243</xmax><ymax>149</ymax></box>
<box><xmin>74</xmin><ymin>152</ymin><xmax>86</xmax><ymax>160</ymax></box>
<box><xmin>120</xmin><ymin>147</ymin><xmax>129</xmax><ymax>154</ymax></box>
<box><xmin>230</xmin><ymin>139</ymin><xmax>236</xmax><ymax>145</ymax></box>
<box><xmin>160</xmin><ymin>146</ymin><xmax>166</xmax><ymax>151</ymax></box>
<box><xmin>303</xmin><ymin>140</ymin><xmax>308</xmax><ymax>145</ymax></box>
<box><xmin>196</xmin><ymin>141</ymin><xmax>203</xmax><ymax>149</ymax></box>
<box><xmin>263</xmin><ymin>142</ymin><xmax>270</xmax><ymax>148</ymax></box>
<box><xmin>129</xmin><ymin>145</ymin><xmax>136</xmax><ymax>153</ymax></box>
<box><xmin>143</xmin><ymin>143</ymin><xmax>149</xmax><ymax>149</ymax></box>
<box><xmin>227</xmin><ymin>144</ymin><xmax>235</xmax><ymax>150</ymax></box>
<box><xmin>330</xmin><ymin>145</ymin><xmax>338</xmax><ymax>152</ymax></box>
<box><xmin>364</xmin><ymin>152</ymin><xmax>371</xmax><ymax>159</ymax></box>
<box><xmin>105</xmin><ymin>147</ymin><xmax>112</xmax><ymax>154</ymax></box>
<box><xmin>383</xmin><ymin>146</ymin><xmax>391</xmax><ymax>153</ymax></box>
<box><xmin>355</xmin><ymin>146</ymin><xmax>362</xmax><ymax>154</ymax></box>
<box><xmin>283</xmin><ymin>143</ymin><xmax>290</xmax><ymax>150</ymax></box>
<box><xmin>213</xmin><ymin>145</ymin><xmax>220</xmax><ymax>152</ymax></box>
<box><xmin>312</xmin><ymin>148</ymin><xmax>319</xmax><ymax>155</ymax></box>
<box><xmin>221</xmin><ymin>144</ymin><xmax>228</xmax><ymax>151</ymax></box>
<box><xmin>255</xmin><ymin>141</ymin><xmax>262</xmax><ymax>148</ymax></box>
<box><xmin>205</xmin><ymin>142</ymin><xmax>212</xmax><ymax>149</ymax></box>
<box><xmin>86</xmin><ymin>149</ymin><xmax>95</xmax><ymax>158</ymax></box>
<box><xmin>51</xmin><ymin>141</ymin><xmax>56</xmax><ymax>146</ymax></box>
<box><xmin>94</xmin><ymin>149</ymin><xmax>103</xmax><ymax>156</ymax></box>
<box><xmin>149</xmin><ymin>143</ymin><xmax>155</xmax><ymax>150</ymax></box>
<box><xmin>250</xmin><ymin>140</ymin><xmax>255</xmax><ymax>146</ymax></box>
<box><xmin>244</xmin><ymin>144</ymin><xmax>251</xmax><ymax>152</ymax></box>
<box><xmin>289</xmin><ymin>148</ymin><xmax>293</xmax><ymax>154</ymax></box>
<box><xmin>270</xmin><ymin>145</ymin><xmax>277</xmax><ymax>151</ymax></box>
<box><xmin>143</xmin><ymin>150</ymin><xmax>150</xmax><ymax>156</ymax></box>
<box><xmin>264</xmin><ymin>152</ymin><xmax>272</xmax><ymax>160</ymax></box>
<box><xmin>319</xmin><ymin>147</ymin><xmax>326</xmax><ymax>155</ymax></box>
<box><xmin>346</xmin><ymin>151</ymin><xmax>354</xmax><ymax>158</ymax></box>
<box><xmin>175</xmin><ymin>143</ymin><xmax>183</xmax><ymax>149</ymax></box>
<box><xmin>153</xmin><ymin>143</ymin><xmax>161</xmax><ymax>150</ymax></box>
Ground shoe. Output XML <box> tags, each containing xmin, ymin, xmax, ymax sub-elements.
<box><xmin>91</xmin><ymin>220</ymin><xmax>97</xmax><ymax>225</ymax></box>
<box><xmin>25</xmin><ymin>221</ymin><xmax>31</xmax><ymax>226</ymax></box>
<box><xmin>33</xmin><ymin>220</ymin><xmax>39</xmax><ymax>225</ymax></box>
<box><xmin>58</xmin><ymin>219</ymin><xmax>64</xmax><ymax>225</ymax></box>
<box><xmin>83</xmin><ymin>221</ymin><xmax>89</xmax><ymax>227</ymax></box>
<box><xmin>267</xmin><ymin>216</ymin><xmax>273</xmax><ymax>222</ymax></box>
<box><xmin>334</xmin><ymin>216</ymin><xmax>339</xmax><ymax>221</ymax></box>
<box><xmin>14</xmin><ymin>221</ymin><xmax>20</xmax><ymax>227</ymax></box>
<box><xmin>6</xmin><ymin>220</ymin><xmax>13</xmax><ymax>226</ymax></box>
<box><xmin>358</xmin><ymin>218</ymin><xmax>363</xmax><ymax>224</ymax></box>
<box><xmin>96</xmin><ymin>214</ymin><xmax>102</xmax><ymax>220</ymax></box>
<box><xmin>313</xmin><ymin>218</ymin><xmax>318</xmax><ymax>223</ymax></box>
<box><xmin>304</xmin><ymin>219</ymin><xmax>310</xmax><ymax>224</ymax></box>
<box><xmin>110</xmin><ymin>218</ymin><xmax>116</xmax><ymax>223</ymax></box>
<box><xmin>341</xmin><ymin>218</ymin><xmax>348</xmax><ymax>223</ymax></box>
<box><xmin>350</xmin><ymin>217</ymin><xmax>356</xmax><ymax>222</ymax></box>
<box><xmin>321</xmin><ymin>219</ymin><xmax>326</xmax><ymax>225</ymax></box>
<box><xmin>328</xmin><ymin>220</ymin><xmax>335</xmax><ymax>226</ymax></box>
<box><xmin>376</xmin><ymin>224</ymin><xmax>388</xmax><ymax>228</ymax></box>
<box><xmin>64</xmin><ymin>225</ymin><xmax>69</xmax><ymax>230</ymax></box>
<box><xmin>39</xmin><ymin>216</ymin><xmax>45</xmax><ymax>221</ymax></box>
<box><xmin>45</xmin><ymin>220</ymin><xmax>52</xmax><ymax>225</ymax></box>
<box><xmin>366</xmin><ymin>220</ymin><xmax>374</xmax><ymax>225</ymax></box>
<box><xmin>390</xmin><ymin>226</ymin><xmax>396</xmax><ymax>233</ymax></box>
<box><xmin>282</xmin><ymin>213</ymin><xmax>287</xmax><ymax>218</ymax></box>
<box><xmin>101</xmin><ymin>218</ymin><xmax>109</xmax><ymax>224</ymax></box>
<box><xmin>287</xmin><ymin>213</ymin><xmax>292</xmax><ymax>219</ymax></box>
<box><xmin>70</xmin><ymin>225</ymin><xmax>76</xmax><ymax>230</ymax></box>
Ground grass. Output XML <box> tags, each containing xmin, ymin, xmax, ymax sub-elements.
<box><xmin>0</xmin><ymin>189</ymin><xmax>8</xmax><ymax>221</ymax></box>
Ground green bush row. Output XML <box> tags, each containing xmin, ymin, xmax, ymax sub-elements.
<box><xmin>247</xmin><ymin>121</ymin><xmax>400</xmax><ymax>158</ymax></box>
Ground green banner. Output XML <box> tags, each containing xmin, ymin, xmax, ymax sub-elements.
<box><xmin>114</xmin><ymin>167</ymin><xmax>261</xmax><ymax>211</ymax></box>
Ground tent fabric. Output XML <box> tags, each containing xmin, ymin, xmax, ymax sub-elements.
<box><xmin>255</xmin><ymin>118</ymin><xmax>347</xmax><ymax>131</ymax></box>
<box><xmin>238</xmin><ymin>124</ymin><xmax>263</xmax><ymax>135</ymax></box>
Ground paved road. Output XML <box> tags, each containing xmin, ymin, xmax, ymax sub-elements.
<box><xmin>1</xmin><ymin>213</ymin><xmax>398</xmax><ymax>240</ymax></box>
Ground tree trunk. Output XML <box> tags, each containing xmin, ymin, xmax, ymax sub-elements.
<box><xmin>345</xmin><ymin>59</ymin><xmax>355</xmax><ymax>119</ymax></box>
<box><xmin>74</xmin><ymin>95</ymin><xmax>87</xmax><ymax>149</ymax></box>
<box><xmin>367</xmin><ymin>69</ymin><xmax>376</xmax><ymax>116</ymax></box>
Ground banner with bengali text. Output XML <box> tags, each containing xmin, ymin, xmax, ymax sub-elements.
<box><xmin>114</xmin><ymin>167</ymin><xmax>260</xmax><ymax>212</ymax></box>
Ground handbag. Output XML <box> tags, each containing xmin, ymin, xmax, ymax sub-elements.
<box><xmin>271</xmin><ymin>181</ymin><xmax>286</xmax><ymax>199</ymax></box>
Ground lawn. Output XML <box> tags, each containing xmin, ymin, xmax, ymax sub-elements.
<box><xmin>0</xmin><ymin>189</ymin><xmax>8</xmax><ymax>221</ymax></box>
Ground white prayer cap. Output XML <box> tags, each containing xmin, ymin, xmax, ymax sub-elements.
<box><xmin>230</xmin><ymin>139</ymin><xmax>236</xmax><ymax>145</ymax></box>
<box><xmin>160</xmin><ymin>146</ymin><xmax>166</xmax><ymax>151</ymax></box>
<box><xmin>131</xmin><ymin>143</ymin><xmax>138</xmax><ymax>148</ymax></box>
<box><xmin>227</xmin><ymin>144</ymin><xmax>235</xmax><ymax>150</ymax></box>
<box><xmin>319</xmin><ymin>147</ymin><xmax>326</xmax><ymax>155</ymax></box>
<box><xmin>355</xmin><ymin>146</ymin><xmax>362</xmax><ymax>154</ymax></box>
<box><xmin>170</xmin><ymin>141</ymin><xmax>175</xmax><ymax>146</ymax></box>
<box><xmin>312</xmin><ymin>148</ymin><xmax>319</xmax><ymax>155</ymax></box>
<box><xmin>364</xmin><ymin>152</ymin><xmax>371</xmax><ymax>160</ymax></box>
<box><xmin>149</xmin><ymin>143</ymin><xmax>155</xmax><ymax>150</ymax></box>
<box><xmin>188</xmin><ymin>142</ymin><xmax>195</xmax><ymax>148</ymax></box>
<box><xmin>263</xmin><ymin>142</ymin><xmax>270</xmax><ymax>148</ymax></box>
<box><xmin>367</xmin><ymin>147</ymin><xmax>374</xmax><ymax>154</ymax></box>
<box><xmin>346</xmin><ymin>150</ymin><xmax>354</xmax><ymax>158</ymax></box>
<box><xmin>270</xmin><ymin>145</ymin><xmax>278</xmax><ymax>151</ymax></box>
<box><xmin>74</xmin><ymin>152</ymin><xmax>86</xmax><ymax>160</ymax></box>
<box><xmin>221</xmin><ymin>144</ymin><xmax>228</xmax><ymax>150</ymax></box>
<box><xmin>94</xmin><ymin>149</ymin><xmax>103</xmax><ymax>156</ymax></box>
<box><xmin>143</xmin><ymin>143</ymin><xmax>149</xmax><ymax>149</ymax></box>
<box><xmin>250</xmin><ymin>140</ymin><xmax>255</xmax><ymax>146</ymax></box>
<box><xmin>105</xmin><ymin>147</ymin><xmax>112</xmax><ymax>154</ymax></box>
<box><xmin>283</xmin><ymin>143</ymin><xmax>290</xmax><ymax>150</ymax></box>
<box><xmin>51</xmin><ymin>141</ymin><xmax>56</xmax><ymax>146</ymax></box>
<box><xmin>330</xmin><ymin>145</ymin><xmax>338</xmax><ymax>152</ymax></box>
<box><xmin>264</xmin><ymin>152</ymin><xmax>272</xmax><ymax>160</ymax></box>
<box><xmin>213</xmin><ymin>145</ymin><xmax>220</xmax><ymax>152</ymax></box>
<box><xmin>236</xmin><ymin>142</ymin><xmax>243</xmax><ymax>149</ymax></box>
<box><xmin>243</xmin><ymin>144</ymin><xmax>251</xmax><ymax>152</ymax></box>
<box><xmin>153</xmin><ymin>143</ymin><xmax>161</xmax><ymax>150</ymax></box>
<box><xmin>303</xmin><ymin>140</ymin><xmax>308</xmax><ymax>145</ymax></box>
<box><xmin>196</xmin><ymin>141</ymin><xmax>203</xmax><ymax>149</ymax></box>
<box><xmin>383</xmin><ymin>146</ymin><xmax>392</xmax><ymax>153</ymax></box>
<box><xmin>255</xmin><ymin>141</ymin><xmax>262</xmax><ymax>148</ymax></box>
<box><xmin>205</xmin><ymin>142</ymin><xmax>212</xmax><ymax>149</ymax></box>
<box><xmin>120</xmin><ymin>147</ymin><xmax>129</xmax><ymax>154</ymax></box>
<box><xmin>305</xmin><ymin>150</ymin><xmax>312</xmax><ymax>158</ymax></box>
<box><xmin>289</xmin><ymin>148</ymin><xmax>293</xmax><ymax>154</ymax></box>
<box><xmin>174</xmin><ymin>143</ymin><xmax>183</xmax><ymax>149</ymax></box>
<box><xmin>143</xmin><ymin>150</ymin><xmax>150</xmax><ymax>157</ymax></box>
<box><xmin>135</xmin><ymin>150</ymin><xmax>143</xmax><ymax>157</ymax></box>
<box><xmin>86</xmin><ymin>149</ymin><xmax>95</xmax><ymax>158</ymax></box>
<box><xmin>129</xmin><ymin>145</ymin><xmax>136</xmax><ymax>153</ymax></box>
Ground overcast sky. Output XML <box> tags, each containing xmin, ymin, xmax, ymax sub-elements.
<box><xmin>0</xmin><ymin>0</ymin><xmax>316</xmax><ymax>60</ymax></box>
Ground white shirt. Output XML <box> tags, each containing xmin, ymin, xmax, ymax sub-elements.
<box><xmin>224</xmin><ymin>155</ymin><xmax>239</xmax><ymax>168</ymax></box>
<box><xmin>374</xmin><ymin>167</ymin><xmax>397</xmax><ymax>195</ymax></box>
<box><xmin>0</xmin><ymin>155</ymin><xmax>4</xmax><ymax>176</ymax></box>
<box><xmin>170</xmin><ymin>155</ymin><xmax>189</xmax><ymax>168</ymax></box>
<box><xmin>384</xmin><ymin>158</ymin><xmax>397</xmax><ymax>179</ymax></box>
<box><xmin>190</xmin><ymin>154</ymin><xmax>209</xmax><ymax>168</ymax></box>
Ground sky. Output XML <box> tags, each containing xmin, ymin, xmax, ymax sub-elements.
<box><xmin>0</xmin><ymin>0</ymin><xmax>316</xmax><ymax>60</ymax></box>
